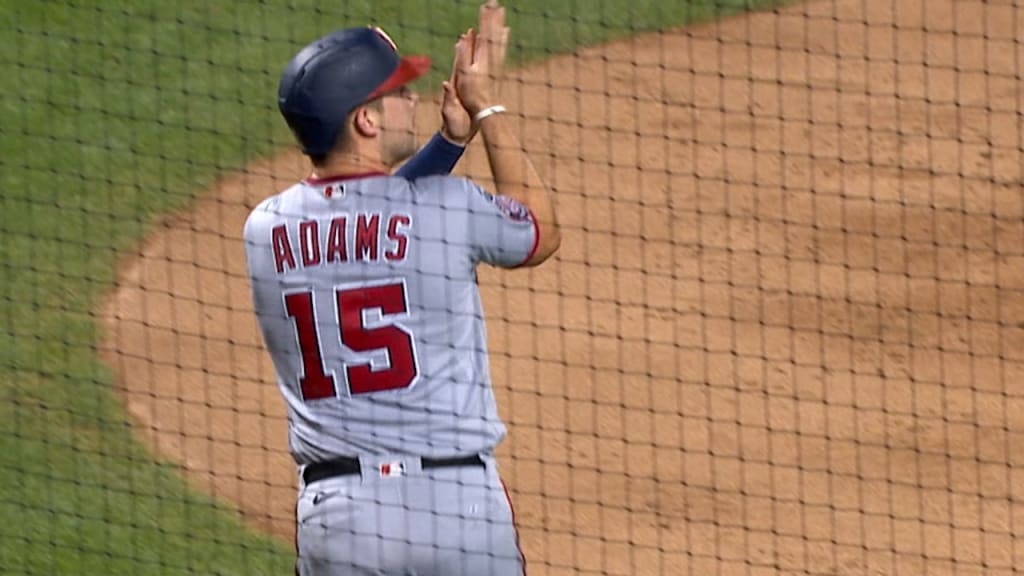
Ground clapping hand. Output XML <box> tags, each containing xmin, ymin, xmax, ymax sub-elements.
<box><xmin>440</xmin><ymin>0</ymin><xmax>509</xmax><ymax>144</ymax></box>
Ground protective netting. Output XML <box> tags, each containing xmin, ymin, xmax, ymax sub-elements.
<box><xmin>3</xmin><ymin>1</ymin><xmax>1022</xmax><ymax>575</ymax></box>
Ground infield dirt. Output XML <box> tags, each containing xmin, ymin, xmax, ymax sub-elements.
<box><xmin>100</xmin><ymin>1</ymin><xmax>1024</xmax><ymax>574</ymax></box>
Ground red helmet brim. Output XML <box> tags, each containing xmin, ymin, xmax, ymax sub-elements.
<box><xmin>367</xmin><ymin>55</ymin><xmax>431</xmax><ymax>100</ymax></box>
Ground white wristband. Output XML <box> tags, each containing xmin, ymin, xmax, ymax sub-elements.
<box><xmin>473</xmin><ymin>105</ymin><xmax>507</xmax><ymax>123</ymax></box>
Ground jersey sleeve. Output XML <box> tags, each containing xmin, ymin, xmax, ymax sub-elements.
<box><xmin>461</xmin><ymin>179</ymin><xmax>539</xmax><ymax>268</ymax></box>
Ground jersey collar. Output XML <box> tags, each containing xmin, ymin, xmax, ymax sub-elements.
<box><xmin>303</xmin><ymin>171</ymin><xmax>388</xmax><ymax>186</ymax></box>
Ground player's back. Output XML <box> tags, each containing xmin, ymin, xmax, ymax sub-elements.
<box><xmin>243</xmin><ymin>173</ymin><xmax>538</xmax><ymax>464</ymax></box>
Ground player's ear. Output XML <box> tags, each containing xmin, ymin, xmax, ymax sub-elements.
<box><xmin>351</xmin><ymin>104</ymin><xmax>381</xmax><ymax>138</ymax></box>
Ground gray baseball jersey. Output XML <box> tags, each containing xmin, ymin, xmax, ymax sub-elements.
<box><xmin>243</xmin><ymin>173</ymin><xmax>537</xmax><ymax>465</ymax></box>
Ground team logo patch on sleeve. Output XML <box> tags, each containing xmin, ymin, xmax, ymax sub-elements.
<box><xmin>478</xmin><ymin>189</ymin><xmax>531</xmax><ymax>222</ymax></box>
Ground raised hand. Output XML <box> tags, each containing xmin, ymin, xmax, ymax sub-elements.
<box><xmin>441</xmin><ymin>1</ymin><xmax>509</xmax><ymax>144</ymax></box>
<box><xmin>454</xmin><ymin>28</ymin><xmax>498</xmax><ymax>116</ymax></box>
<box><xmin>440</xmin><ymin>51</ymin><xmax>473</xmax><ymax>144</ymax></box>
<box><xmin>478</xmin><ymin>0</ymin><xmax>509</xmax><ymax>95</ymax></box>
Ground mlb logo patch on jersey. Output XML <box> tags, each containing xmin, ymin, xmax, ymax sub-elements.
<box><xmin>377</xmin><ymin>461</ymin><xmax>406</xmax><ymax>478</ymax></box>
<box><xmin>478</xmin><ymin>189</ymin><xmax>531</xmax><ymax>222</ymax></box>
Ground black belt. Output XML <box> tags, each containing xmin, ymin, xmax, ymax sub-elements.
<box><xmin>303</xmin><ymin>454</ymin><xmax>485</xmax><ymax>485</ymax></box>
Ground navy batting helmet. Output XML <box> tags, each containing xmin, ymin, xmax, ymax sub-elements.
<box><xmin>278</xmin><ymin>26</ymin><xmax>431</xmax><ymax>156</ymax></box>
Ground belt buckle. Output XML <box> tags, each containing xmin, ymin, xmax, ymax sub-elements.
<box><xmin>377</xmin><ymin>460</ymin><xmax>406</xmax><ymax>478</ymax></box>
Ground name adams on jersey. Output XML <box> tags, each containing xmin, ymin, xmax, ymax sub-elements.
<box><xmin>270</xmin><ymin>213</ymin><xmax>411</xmax><ymax>273</ymax></box>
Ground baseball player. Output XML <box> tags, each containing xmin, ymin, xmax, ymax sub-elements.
<box><xmin>243</xmin><ymin>1</ymin><xmax>560</xmax><ymax>574</ymax></box>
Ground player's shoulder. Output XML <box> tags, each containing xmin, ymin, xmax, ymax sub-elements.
<box><xmin>389</xmin><ymin>175</ymin><xmax>473</xmax><ymax>211</ymax></box>
<box><xmin>407</xmin><ymin>174</ymin><xmax>483</xmax><ymax>205</ymax></box>
<box><xmin>248</xmin><ymin>193</ymin><xmax>281</xmax><ymax>216</ymax></box>
<box><xmin>407</xmin><ymin>174</ymin><xmax>473</xmax><ymax>192</ymax></box>
<box><xmin>243</xmin><ymin>184</ymin><xmax>302</xmax><ymax>237</ymax></box>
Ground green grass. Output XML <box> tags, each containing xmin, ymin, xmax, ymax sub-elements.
<box><xmin>0</xmin><ymin>0</ymin><xmax>781</xmax><ymax>573</ymax></box>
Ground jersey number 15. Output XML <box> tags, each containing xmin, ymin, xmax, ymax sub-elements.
<box><xmin>284</xmin><ymin>281</ymin><xmax>418</xmax><ymax>400</ymax></box>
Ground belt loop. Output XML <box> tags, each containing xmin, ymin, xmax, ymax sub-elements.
<box><xmin>357</xmin><ymin>456</ymin><xmax>372</xmax><ymax>483</ymax></box>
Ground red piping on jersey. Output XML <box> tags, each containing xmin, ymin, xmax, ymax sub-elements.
<box><xmin>293</xmin><ymin>497</ymin><xmax>301</xmax><ymax>576</ymax></box>
<box><xmin>501</xmin><ymin>479</ymin><xmax>528</xmax><ymax>575</ymax></box>
<box><xmin>512</xmin><ymin>207</ymin><xmax>541</xmax><ymax>268</ymax></box>
<box><xmin>303</xmin><ymin>171</ymin><xmax>388</xmax><ymax>186</ymax></box>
